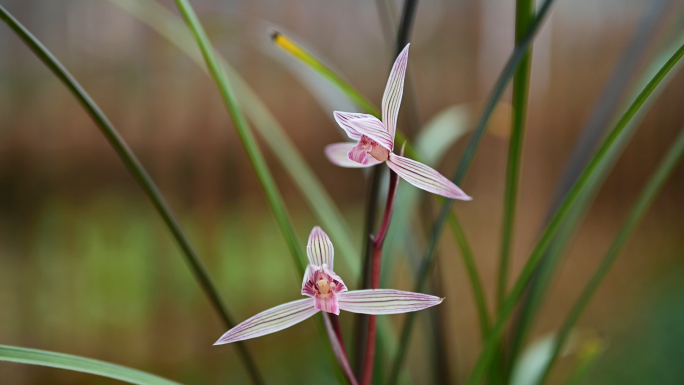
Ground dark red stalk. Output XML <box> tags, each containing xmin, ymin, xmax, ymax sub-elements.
<box><xmin>361</xmin><ymin>169</ymin><xmax>400</xmax><ymax>385</ymax></box>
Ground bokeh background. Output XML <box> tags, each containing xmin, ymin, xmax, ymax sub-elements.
<box><xmin>1</xmin><ymin>0</ymin><xmax>684</xmax><ymax>383</ymax></box>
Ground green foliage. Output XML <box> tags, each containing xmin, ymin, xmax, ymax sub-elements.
<box><xmin>0</xmin><ymin>345</ymin><xmax>182</xmax><ymax>385</ymax></box>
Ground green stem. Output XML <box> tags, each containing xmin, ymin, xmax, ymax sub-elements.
<box><xmin>466</xmin><ymin>42</ymin><xmax>684</xmax><ymax>385</ymax></box>
<box><xmin>496</xmin><ymin>1</ymin><xmax>536</xmax><ymax>382</ymax></box>
<box><xmin>0</xmin><ymin>6</ymin><xmax>263</xmax><ymax>385</ymax></box>
<box><xmin>447</xmin><ymin>212</ymin><xmax>490</xmax><ymax>340</ymax></box>
<box><xmin>498</xmin><ymin>0</ymin><xmax>535</xmax><ymax>311</ymax></box>
<box><xmin>171</xmin><ymin>0</ymin><xmax>306</xmax><ymax>274</ymax></box>
<box><xmin>537</xmin><ymin>126</ymin><xmax>684</xmax><ymax>384</ymax></box>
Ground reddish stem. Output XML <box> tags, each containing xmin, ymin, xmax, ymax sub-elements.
<box><xmin>361</xmin><ymin>169</ymin><xmax>400</xmax><ymax>385</ymax></box>
<box><xmin>330</xmin><ymin>314</ymin><xmax>349</xmax><ymax>356</ymax></box>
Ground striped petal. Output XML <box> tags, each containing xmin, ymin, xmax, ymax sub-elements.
<box><xmin>214</xmin><ymin>298</ymin><xmax>318</xmax><ymax>345</ymax></box>
<box><xmin>337</xmin><ymin>289</ymin><xmax>443</xmax><ymax>315</ymax></box>
<box><xmin>386</xmin><ymin>153</ymin><xmax>471</xmax><ymax>200</ymax></box>
<box><xmin>347</xmin><ymin>117</ymin><xmax>394</xmax><ymax>151</ymax></box>
<box><xmin>381</xmin><ymin>44</ymin><xmax>409</xmax><ymax>139</ymax></box>
<box><xmin>307</xmin><ymin>226</ymin><xmax>334</xmax><ymax>268</ymax></box>
<box><xmin>315</xmin><ymin>293</ymin><xmax>340</xmax><ymax>315</ymax></box>
<box><xmin>333</xmin><ymin>111</ymin><xmax>378</xmax><ymax>140</ymax></box>
<box><xmin>325</xmin><ymin>142</ymin><xmax>381</xmax><ymax>168</ymax></box>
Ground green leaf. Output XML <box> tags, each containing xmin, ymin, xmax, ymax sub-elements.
<box><xmin>498</xmin><ymin>0</ymin><xmax>535</xmax><ymax>312</ymax></box>
<box><xmin>535</xmin><ymin>126</ymin><xmax>684</xmax><ymax>384</ymax></box>
<box><xmin>506</xmin><ymin>27</ymin><xmax>684</xmax><ymax>370</ymax></box>
<box><xmin>106</xmin><ymin>0</ymin><xmax>359</xmax><ymax>279</ymax></box>
<box><xmin>0</xmin><ymin>345</ymin><xmax>182</xmax><ymax>385</ymax></box>
<box><xmin>466</xmin><ymin>40</ymin><xmax>684</xmax><ymax>385</ymax></box>
<box><xmin>171</xmin><ymin>0</ymin><xmax>309</xmax><ymax>273</ymax></box>
<box><xmin>0</xmin><ymin>5</ymin><xmax>264</xmax><ymax>384</ymax></box>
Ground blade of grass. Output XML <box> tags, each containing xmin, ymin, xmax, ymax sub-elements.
<box><xmin>536</xmin><ymin>126</ymin><xmax>684</xmax><ymax>384</ymax></box>
<box><xmin>0</xmin><ymin>6</ymin><xmax>264</xmax><ymax>384</ymax></box>
<box><xmin>448</xmin><ymin>211</ymin><xmax>490</xmax><ymax>340</ymax></box>
<box><xmin>507</xmin><ymin>15</ymin><xmax>684</xmax><ymax>370</ymax></box>
<box><xmin>106</xmin><ymin>0</ymin><xmax>360</xmax><ymax>281</ymax></box>
<box><xmin>0</xmin><ymin>345</ymin><xmax>182</xmax><ymax>385</ymax></box>
<box><xmin>495</xmin><ymin>1</ymin><xmax>536</xmax><ymax>381</ymax></box>
<box><xmin>498</xmin><ymin>0</ymin><xmax>535</xmax><ymax>311</ymax></box>
<box><xmin>388</xmin><ymin>0</ymin><xmax>557</xmax><ymax>382</ymax></box>
<box><xmin>169</xmin><ymin>0</ymin><xmax>348</xmax><ymax>377</ymax></box>
<box><xmin>466</xmin><ymin>41</ymin><xmax>684</xmax><ymax>385</ymax></box>
<box><xmin>170</xmin><ymin>0</ymin><xmax>306</xmax><ymax>273</ymax></box>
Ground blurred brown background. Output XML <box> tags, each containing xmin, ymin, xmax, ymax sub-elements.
<box><xmin>1</xmin><ymin>0</ymin><xmax>683</xmax><ymax>383</ymax></box>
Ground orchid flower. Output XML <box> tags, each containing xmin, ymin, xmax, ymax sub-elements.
<box><xmin>214</xmin><ymin>226</ymin><xmax>443</xmax><ymax>345</ymax></box>
<box><xmin>324</xmin><ymin>44</ymin><xmax>471</xmax><ymax>200</ymax></box>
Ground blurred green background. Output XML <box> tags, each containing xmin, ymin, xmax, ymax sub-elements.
<box><xmin>1</xmin><ymin>0</ymin><xmax>684</xmax><ymax>383</ymax></box>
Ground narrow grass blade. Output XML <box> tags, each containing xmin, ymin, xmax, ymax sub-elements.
<box><xmin>106</xmin><ymin>0</ymin><xmax>359</xmax><ymax>281</ymax></box>
<box><xmin>0</xmin><ymin>6</ymin><xmax>264</xmax><ymax>384</ymax></box>
<box><xmin>0</xmin><ymin>345</ymin><xmax>182</xmax><ymax>385</ymax></box>
<box><xmin>270</xmin><ymin>29</ymin><xmax>378</xmax><ymax>117</ymax></box>
<box><xmin>388</xmin><ymin>0</ymin><xmax>557</xmax><ymax>382</ymax></box>
<box><xmin>507</xmin><ymin>18</ymin><xmax>684</xmax><ymax>368</ymax></box>
<box><xmin>447</xmin><ymin>211</ymin><xmax>490</xmax><ymax>340</ymax></box>
<box><xmin>536</xmin><ymin>127</ymin><xmax>684</xmax><ymax>384</ymax></box>
<box><xmin>466</xmin><ymin>42</ymin><xmax>684</xmax><ymax>385</ymax></box>
<box><xmin>171</xmin><ymin>0</ymin><xmax>307</xmax><ymax>273</ymax></box>
<box><xmin>498</xmin><ymin>0</ymin><xmax>536</xmax><ymax>310</ymax></box>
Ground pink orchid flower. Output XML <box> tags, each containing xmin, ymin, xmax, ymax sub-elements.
<box><xmin>324</xmin><ymin>44</ymin><xmax>471</xmax><ymax>200</ymax></box>
<box><xmin>214</xmin><ymin>226</ymin><xmax>443</xmax><ymax>345</ymax></box>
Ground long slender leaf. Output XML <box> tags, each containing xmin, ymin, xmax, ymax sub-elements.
<box><xmin>536</xmin><ymin>126</ymin><xmax>684</xmax><ymax>384</ymax></box>
<box><xmin>171</xmin><ymin>0</ymin><xmax>306</xmax><ymax>273</ymax></box>
<box><xmin>106</xmin><ymin>0</ymin><xmax>360</xmax><ymax>280</ymax></box>
<box><xmin>0</xmin><ymin>6</ymin><xmax>264</xmax><ymax>384</ymax></box>
<box><xmin>498</xmin><ymin>0</ymin><xmax>535</xmax><ymax>310</ymax></box>
<box><xmin>508</xmin><ymin>19</ymin><xmax>684</xmax><ymax>368</ymax></box>
<box><xmin>447</xmin><ymin>211</ymin><xmax>490</xmax><ymax>340</ymax></box>
<box><xmin>0</xmin><ymin>345</ymin><xmax>181</xmax><ymax>385</ymax></box>
<box><xmin>466</xmin><ymin>41</ymin><xmax>684</xmax><ymax>385</ymax></box>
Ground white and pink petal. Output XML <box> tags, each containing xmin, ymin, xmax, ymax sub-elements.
<box><xmin>337</xmin><ymin>289</ymin><xmax>443</xmax><ymax>315</ymax></box>
<box><xmin>381</xmin><ymin>44</ymin><xmax>409</xmax><ymax>139</ymax></box>
<box><xmin>214</xmin><ymin>298</ymin><xmax>318</xmax><ymax>345</ymax></box>
<box><xmin>306</xmin><ymin>226</ymin><xmax>335</xmax><ymax>268</ymax></box>
<box><xmin>386</xmin><ymin>153</ymin><xmax>471</xmax><ymax>200</ymax></box>
<box><xmin>325</xmin><ymin>142</ymin><xmax>380</xmax><ymax>168</ymax></box>
<box><xmin>315</xmin><ymin>294</ymin><xmax>340</xmax><ymax>315</ymax></box>
<box><xmin>333</xmin><ymin>111</ymin><xmax>378</xmax><ymax>140</ymax></box>
<box><xmin>346</xmin><ymin>117</ymin><xmax>394</xmax><ymax>151</ymax></box>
